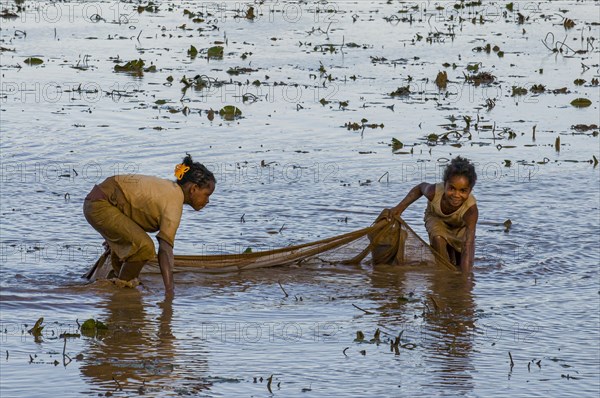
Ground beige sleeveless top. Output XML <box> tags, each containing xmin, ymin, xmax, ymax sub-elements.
<box><xmin>424</xmin><ymin>182</ymin><xmax>476</xmax><ymax>228</ymax></box>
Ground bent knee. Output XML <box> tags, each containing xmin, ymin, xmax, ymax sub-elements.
<box><xmin>129</xmin><ymin>235</ymin><xmax>156</xmax><ymax>262</ymax></box>
<box><xmin>430</xmin><ymin>235</ymin><xmax>448</xmax><ymax>247</ymax></box>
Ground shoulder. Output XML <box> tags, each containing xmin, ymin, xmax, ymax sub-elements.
<box><xmin>116</xmin><ymin>175</ymin><xmax>182</xmax><ymax>197</ymax></box>
<box><xmin>463</xmin><ymin>203</ymin><xmax>479</xmax><ymax>224</ymax></box>
<box><xmin>119</xmin><ymin>175</ymin><xmax>176</xmax><ymax>188</ymax></box>
<box><xmin>420</xmin><ymin>182</ymin><xmax>438</xmax><ymax>201</ymax></box>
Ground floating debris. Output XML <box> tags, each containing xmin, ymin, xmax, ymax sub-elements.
<box><xmin>24</xmin><ymin>57</ymin><xmax>43</xmax><ymax>66</ymax></box>
<box><xmin>435</xmin><ymin>71</ymin><xmax>448</xmax><ymax>90</ymax></box>
<box><xmin>219</xmin><ymin>105</ymin><xmax>242</xmax><ymax>120</ymax></box>
<box><xmin>354</xmin><ymin>331</ymin><xmax>365</xmax><ymax>342</ymax></box>
<box><xmin>207</xmin><ymin>46</ymin><xmax>224</xmax><ymax>59</ymax></box>
<box><xmin>464</xmin><ymin>71</ymin><xmax>495</xmax><ymax>86</ymax></box>
<box><xmin>512</xmin><ymin>87</ymin><xmax>528</xmax><ymax>96</ymax></box>
<box><xmin>570</xmin><ymin>98</ymin><xmax>592</xmax><ymax>108</ymax></box>
<box><xmin>391</xmin><ymin>138</ymin><xmax>403</xmax><ymax>151</ymax></box>
<box><xmin>390</xmin><ymin>86</ymin><xmax>411</xmax><ymax>97</ymax></box>
<box><xmin>113</xmin><ymin>59</ymin><xmax>156</xmax><ymax>76</ymax></box>
<box><xmin>187</xmin><ymin>45</ymin><xmax>198</xmax><ymax>58</ymax></box>
<box><xmin>80</xmin><ymin>319</ymin><xmax>108</xmax><ymax>338</ymax></box>
<box><xmin>27</xmin><ymin>317</ymin><xmax>44</xmax><ymax>337</ymax></box>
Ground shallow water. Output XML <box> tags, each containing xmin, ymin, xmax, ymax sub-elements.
<box><xmin>1</xmin><ymin>1</ymin><xmax>599</xmax><ymax>397</ymax></box>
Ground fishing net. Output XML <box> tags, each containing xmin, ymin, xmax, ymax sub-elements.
<box><xmin>84</xmin><ymin>210</ymin><xmax>455</xmax><ymax>281</ymax></box>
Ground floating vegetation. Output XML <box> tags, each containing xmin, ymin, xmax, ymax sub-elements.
<box><xmin>28</xmin><ymin>317</ymin><xmax>45</xmax><ymax>338</ymax></box>
<box><xmin>245</xmin><ymin>6</ymin><xmax>256</xmax><ymax>20</ymax></box>
<box><xmin>563</xmin><ymin>18</ymin><xmax>576</xmax><ymax>29</ymax></box>
<box><xmin>571</xmin><ymin>124</ymin><xmax>598</xmax><ymax>133</ymax></box>
<box><xmin>114</xmin><ymin>59</ymin><xmax>156</xmax><ymax>76</ymax></box>
<box><xmin>354</xmin><ymin>331</ymin><xmax>365</xmax><ymax>342</ymax></box>
<box><xmin>0</xmin><ymin>9</ymin><xmax>18</xmax><ymax>19</ymax></box>
<box><xmin>188</xmin><ymin>45</ymin><xmax>198</xmax><ymax>58</ymax></box>
<box><xmin>531</xmin><ymin>84</ymin><xmax>546</xmax><ymax>93</ymax></box>
<box><xmin>464</xmin><ymin>71</ymin><xmax>495</xmax><ymax>86</ymax></box>
<box><xmin>137</xmin><ymin>2</ymin><xmax>159</xmax><ymax>13</ymax></box>
<box><xmin>397</xmin><ymin>295</ymin><xmax>419</xmax><ymax>304</ymax></box>
<box><xmin>570</xmin><ymin>98</ymin><xmax>592</xmax><ymax>108</ymax></box>
<box><xmin>344</xmin><ymin>119</ymin><xmax>384</xmax><ymax>132</ymax></box>
<box><xmin>80</xmin><ymin>318</ymin><xmax>108</xmax><ymax>338</ymax></box>
<box><xmin>391</xmin><ymin>138</ymin><xmax>403</xmax><ymax>151</ymax></box>
<box><xmin>511</xmin><ymin>86</ymin><xmax>528</xmax><ymax>96</ymax></box>
<box><xmin>390</xmin><ymin>86</ymin><xmax>410</xmax><ymax>97</ymax></box>
<box><xmin>207</xmin><ymin>46</ymin><xmax>224</xmax><ymax>59</ymax></box>
<box><xmin>24</xmin><ymin>57</ymin><xmax>43</xmax><ymax>66</ymax></box>
<box><xmin>472</xmin><ymin>43</ymin><xmax>504</xmax><ymax>57</ymax></box>
<box><xmin>435</xmin><ymin>71</ymin><xmax>448</xmax><ymax>90</ymax></box>
<box><xmin>485</xmin><ymin>98</ymin><xmax>496</xmax><ymax>111</ymax></box>
<box><xmin>503</xmin><ymin>219</ymin><xmax>512</xmax><ymax>233</ymax></box>
<box><xmin>219</xmin><ymin>105</ymin><xmax>242</xmax><ymax>121</ymax></box>
<box><xmin>226</xmin><ymin>66</ymin><xmax>258</xmax><ymax>75</ymax></box>
<box><xmin>180</xmin><ymin>74</ymin><xmax>217</xmax><ymax>93</ymax></box>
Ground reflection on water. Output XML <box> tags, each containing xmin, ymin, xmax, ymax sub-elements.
<box><xmin>424</xmin><ymin>274</ymin><xmax>475</xmax><ymax>393</ymax></box>
<box><xmin>370</xmin><ymin>265</ymin><xmax>476</xmax><ymax>394</ymax></box>
<box><xmin>79</xmin><ymin>288</ymin><xmax>208</xmax><ymax>396</ymax></box>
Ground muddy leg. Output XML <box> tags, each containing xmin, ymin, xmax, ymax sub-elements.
<box><xmin>110</xmin><ymin>251</ymin><xmax>123</xmax><ymax>275</ymax></box>
<box><xmin>446</xmin><ymin>245</ymin><xmax>462</xmax><ymax>267</ymax></box>
<box><xmin>430</xmin><ymin>235</ymin><xmax>451</xmax><ymax>264</ymax></box>
<box><xmin>118</xmin><ymin>261</ymin><xmax>147</xmax><ymax>281</ymax></box>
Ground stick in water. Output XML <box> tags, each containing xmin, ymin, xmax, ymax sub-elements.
<box><xmin>277</xmin><ymin>281</ymin><xmax>289</xmax><ymax>297</ymax></box>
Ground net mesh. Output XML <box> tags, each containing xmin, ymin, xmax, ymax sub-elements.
<box><xmin>84</xmin><ymin>210</ymin><xmax>455</xmax><ymax>280</ymax></box>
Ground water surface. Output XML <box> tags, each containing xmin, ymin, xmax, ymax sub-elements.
<box><xmin>1</xmin><ymin>1</ymin><xmax>599</xmax><ymax>396</ymax></box>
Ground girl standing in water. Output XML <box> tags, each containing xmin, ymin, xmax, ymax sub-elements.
<box><xmin>391</xmin><ymin>156</ymin><xmax>478</xmax><ymax>273</ymax></box>
<box><xmin>83</xmin><ymin>154</ymin><xmax>216</xmax><ymax>297</ymax></box>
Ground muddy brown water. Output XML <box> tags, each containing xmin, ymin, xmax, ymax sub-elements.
<box><xmin>1</xmin><ymin>1</ymin><xmax>599</xmax><ymax>396</ymax></box>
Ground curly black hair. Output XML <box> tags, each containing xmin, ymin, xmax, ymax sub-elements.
<box><xmin>176</xmin><ymin>153</ymin><xmax>216</xmax><ymax>188</ymax></box>
<box><xmin>443</xmin><ymin>156</ymin><xmax>477</xmax><ymax>188</ymax></box>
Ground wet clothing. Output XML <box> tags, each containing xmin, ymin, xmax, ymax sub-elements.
<box><xmin>424</xmin><ymin>183</ymin><xmax>476</xmax><ymax>252</ymax></box>
<box><xmin>83</xmin><ymin>175</ymin><xmax>184</xmax><ymax>263</ymax></box>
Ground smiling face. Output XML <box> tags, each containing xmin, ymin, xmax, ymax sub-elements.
<box><xmin>188</xmin><ymin>181</ymin><xmax>215</xmax><ymax>211</ymax></box>
<box><xmin>442</xmin><ymin>175</ymin><xmax>472</xmax><ymax>209</ymax></box>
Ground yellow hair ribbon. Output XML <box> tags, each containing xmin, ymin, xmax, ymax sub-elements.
<box><xmin>174</xmin><ymin>164</ymin><xmax>190</xmax><ymax>180</ymax></box>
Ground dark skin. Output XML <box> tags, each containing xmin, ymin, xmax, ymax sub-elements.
<box><xmin>159</xmin><ymin>180</ymin><xmax>215</xmax><ymax>299</ymax></box>
<box><xmin>391</xmin><ymin>175</ymin><xmax>478</xmax><ymax>274</ymax></box>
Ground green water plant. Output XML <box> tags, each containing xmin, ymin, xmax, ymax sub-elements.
<box><xmin>80</xmin><ymin>318</ymin><xmax>108</xmax><ymax>338</ymax></box>
<box><xmin>570</xmin><ymin>98</ymin><xmax>591</xmax><ymax>108</ymax></box>
<box><xmin>114</xmin><ymin>59</ymin><xmax>156</xmax><ymax>76</ymax></box>
<box><xmin>24</xmin><ymin>57</ymin><xmax>43</xmax><ymax>65</ymax></box>
<box><xmin>219</xmin><ymin>105</ymin><xmax>242</xmax><ymax>120</ymax></box>
<box><xmin>207</xmin><ymin>46</ymin><xmax>224</xmax><ymax>59</ymax></box>
<box><xmin>390</xmin><ymin>86</ymin><xmax>410</xmax><ymax>97</ymax></box>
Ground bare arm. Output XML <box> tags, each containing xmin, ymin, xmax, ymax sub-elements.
<box><xmin>157</xmin><ymin>238</ymin><xmax>175</xmax><ymax>299</ymax></box>
<box><xmin>391</xmin><ymin>182</ymin><xmax>436</xmax><ymax>216</ymax></box>
<box><xmin>460</xmin><ymin>204</ymin><xmax>478</xmax><ymax>274</ymax></box>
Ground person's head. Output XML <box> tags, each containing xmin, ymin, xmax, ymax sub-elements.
<box><xmin>442</xmin><ymin>156</ymin><xmax>477</xmax><ymax>207</ymax></box>
<box><xmin>175</xmin><ymin>153</ymin><xmax>216</xmax><ymax>211</ymax></box>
